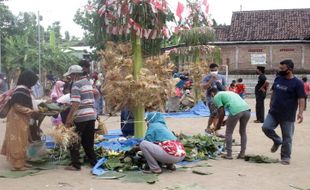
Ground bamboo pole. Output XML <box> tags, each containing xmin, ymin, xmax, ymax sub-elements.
<box><xmin>193</xmin><ymin>48</ymin><xmax>200</xmax><ymax>103</ymax></box>
<box><xmin>132</xmin><ymin>36</ymin><xmax>145</xmax><ymax>138</ymax></box>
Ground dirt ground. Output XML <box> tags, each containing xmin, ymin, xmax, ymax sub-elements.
<box><xmin>0</xmin><ymin>98</ymin><xmax>309</xmax><ymax>190</ymax></box>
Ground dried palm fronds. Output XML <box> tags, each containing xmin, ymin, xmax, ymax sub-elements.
<box><xmin>48</xmin><ymin>125</ymin><xmax>80</xmax><ymax>151</ymax></box>
<box><xmin>186</xmin><ymin>60</ymin><xmax>209</xmax><ymax>89</ymax></box>
<box><xmin>99</xmin><ymin>41</ymin><xmax>176</xmax><ymax>113</ymax></box>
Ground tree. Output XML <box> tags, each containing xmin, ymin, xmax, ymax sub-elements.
<box><xmin>74</xmin><ymin>0</ymin><xmax>107</xmax><ymax>50</ymax></box>
<box><xmin>64</xmin><ymin>31</ymin><xmax>70</xmax><ymax>41</ymax></box>
<box><xmin>1</xmin><ymin>6</ymin><xmax>79</xmax><ymax>81</ymax></box>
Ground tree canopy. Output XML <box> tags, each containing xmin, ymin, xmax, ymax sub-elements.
<box><xmin>0</xmin><ymin>3</ymin><xmax>79</xmax><ymax>83</ymax></box>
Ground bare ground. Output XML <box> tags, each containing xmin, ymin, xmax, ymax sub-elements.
<box><xmin>0</xmin><ymin>98</ymin><xmax>309</xmax><ymax>190</ymax></box>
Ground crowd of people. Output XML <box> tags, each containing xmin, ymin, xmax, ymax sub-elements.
<box><xmin>201</xmin><ymin>60</ymin><xmax>306</xmax><ymax>165</ymax></box>
<box><xmin>0</xmin><ymin>58</ymin><xmax>307</xmax><ymax>173</ymax></box>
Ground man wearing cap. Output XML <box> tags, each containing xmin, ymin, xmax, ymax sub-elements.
<box><xmin>262</xmin><ymin>59</ymin><xmax>305</xmax><ymax>165</ymax></box>
<box><xmin>254</xmin><ymin>66</ymin><xmax>268</xmax><ymax>123</ymax></box>
<box><xmin>64</xmin><ymin>65</ymin><xmax>97</xmax><ymax>171</ymax></box>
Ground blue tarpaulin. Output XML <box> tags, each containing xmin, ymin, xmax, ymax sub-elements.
<box><xmin>92</xmin><ymin>131</ymin><xmax>142</xmax><ymax>175</ymax></box>
<box><xmin>163</xmin><ymin>101</ymin><xmax>210</xmax><ymax>118</ymax></box>
<box><xmin>95</xmin><ymin>137</ymin><xmax>142</xmax><ymax>152</ymax></box>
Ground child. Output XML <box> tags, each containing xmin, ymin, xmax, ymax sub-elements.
<box><xmin>302</xmin><ymin>77</ymin><xmax>310</xmax><ymax>110</ymax></box>
<box><xmin>228</xmin><ymin>80</ymin><xmax>237</xmax><ymax>93</ymax></box>
<box><xmin>236</xmin><ymin>78</ymin><xmax>246</xmax><ymax>99</ymax></box>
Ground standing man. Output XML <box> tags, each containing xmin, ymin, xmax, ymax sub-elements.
<box><xmin>262</xmin><ymin>60</ymin><xmax>305</xmax><ymax>165</ymax></box>
<box><xmin>201</xmin><ymin>63</ymin><xmax>226</xmax><ymax>135</ymax></box>
<box><xmin>64</xmin><ymin>65</ymin><xmax>97</xmax><ymax>171</ymax></box>
<box><xmin>208</xmin><ymin>88</ymin><xmax>251</xmax><ymax>160</ymax></box>
<box><xmin>254</xmin><ymin>66</ymin><xmax>268</xmax><ymax>123</ymax></box>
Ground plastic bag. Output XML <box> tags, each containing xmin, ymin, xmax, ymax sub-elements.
<box><xmin>27</xmin><ymin>140</ymin><xmax>47</xmax><ymax>161</ymax></box>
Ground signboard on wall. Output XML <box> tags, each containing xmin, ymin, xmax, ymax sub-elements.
<box><xmin>251</xmin><ymin>54</ymin><xmax>266</xmax><ymax>65</ymax></box>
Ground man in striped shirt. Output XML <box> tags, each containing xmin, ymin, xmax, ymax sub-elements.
<box><xmin>64</xmin><ymin>64</ymin><xmax>97</xmax><ymax>171</ymax></box>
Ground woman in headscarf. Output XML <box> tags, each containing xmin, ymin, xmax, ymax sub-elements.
<box><xmin>1</xmin><ymin>70</ymin><xmax>41</xmax><ymax>171</ymax></box>
<box><xmin>139</xmin><ymin>112</ymin><xmax>186</xmax><ymax>174</ymax></box>
<box><xmin>50</xmin><ymin>80</ymin><xmax>65</xmax><ymax>102</ymax></box>
<box><xmin>50</xmin><ymin>80</ymin><xmax>65</xmax><ymax>126</ymax></box>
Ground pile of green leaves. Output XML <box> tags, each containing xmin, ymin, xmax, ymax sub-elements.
<box><xmin>179</xmin><ymin>133</ymin><xmax>224</xmax><ymax>161</ymax></box>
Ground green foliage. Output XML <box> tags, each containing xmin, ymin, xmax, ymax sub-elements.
<box><xmin>244</xmin><ymin>154</ymin><xmax>279</xmax><ymax>163</ymax></box>
<box><xmin>179</xmin><ymin>27</ymin><xmax>215</xmax><ymax>46</ymax></box>
<box><xmin>74</xmin><ymin>0</ymin><xmax>108</xmax><ymax>50</ymax></box>
<box><xmin>211</xmin><ymin>46</ymin><xmax>222</xmax><ymax>64</ymax></box>
<box><xmin>74</xmin><ymin>0</ymin><xmax>176</xmax><ymax>56</ymax></box>
<box><xmin>0</xmin><ymin>6</ymin><xmax>80</xmax><ymax>78</ymax></box>
<box><xmin>179</xmin><ymin>133</ymin><xmax>224</xmax><ymax>161</ymax></box>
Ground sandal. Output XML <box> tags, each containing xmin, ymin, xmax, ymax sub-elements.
<box><xmin>11</xmin><ymin>167</ymin><xmax>28</xmax><ymax>171</ymax></box>
<box><xmin>280</xmin><ymin>159</ymin><xmax>290</xmax><ymax>165</ymax></box>
<box><xmin>205</xmin><ymin>127</ymin><xmax>213</xmax><ymax>134</ymax></box>
<box><xmin>64</xmin><ymin>165</ymin><xmax>81</xmax><ymax>171</ymax></box>
<box><xmin>143</xmin><ymin>169</ymin><xmax>162</xmax><ymax>174</ymax></box>
<box><xmin>24</xmin><ymin>163</ymin><xmax>33</xmax><ymax>168</ymax></box>
<box><xmin>166</xmin><ymin>164</ymin><xmax>176</xmax><ymax>171</ymax></box>
<box><xmin>221</xmin><ymin>154</ymin><xmax>233</xmax><ymax>160</ymax></box>
<box><xmin>237</xmin><ymin>154</ymin><xmax>245</xmax><ymax>159</ymax></box>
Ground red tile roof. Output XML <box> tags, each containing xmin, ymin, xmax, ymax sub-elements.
<box><xmin>215</xmin><ymin>8</ymin><xmax>310</xmax><ymax>41</ymax></box>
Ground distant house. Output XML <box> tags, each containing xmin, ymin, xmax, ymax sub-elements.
<box><xmin>213</xmin><ymin>8</ymin><xmax>310</xmax><ymax>72</ymax></box>
<box><xmin>64</xmin><ymin>46</ymin><xmax>95</xmax><ymax>60</ymax></box>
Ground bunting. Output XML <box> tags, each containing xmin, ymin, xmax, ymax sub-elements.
<box><xmin>176</xmin><ymin>2</ymin><xmax>185</xmax><ymax>19</ymax></box>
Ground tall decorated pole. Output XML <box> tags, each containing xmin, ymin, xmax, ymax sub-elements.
<box><xmin>132</xmin><ymin>35</ymin><xmax>145</xmax><ymax>137</ymax></box>
<box><xmin>97</xmin><ymin>0</ymin><xmax>174</xmax><ymax>138</ymax></box>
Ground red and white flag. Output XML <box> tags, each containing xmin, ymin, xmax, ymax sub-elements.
<box><xmin>202</xmin><ymin>0</ymin><xmax>209</xmax><ymax>14</ymax></box>
<box><xmin>176</xmin><ymin>2</ymin><xmax>184</xmax><ymax>20</ymax></box>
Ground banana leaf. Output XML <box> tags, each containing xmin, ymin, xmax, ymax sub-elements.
<box><xmin>192</xmin><ymin>170</ymin><xmax>213</xmax><ymax>175</ymax></box>
<box><xmin>244</xmin><ymin>154</ymin><xmax>279</xmax><ymax>163</ymax></box>
<box><xmin>105</xmin><ymin>157</ymin><xmax>124</xmax><ymax>170</ymax></box>
<box><xmin>121</xmin><ymin>171</ymin><xmax>158</xmax><ymax>184</ymax></box>
<box><xmin>96</xmin><ymin>171</ymin><xmax>126</xmax><ymax>179</ymax></box>
<box><xmin>163</xmin><ymin>184</ymin><xmax>208</xmax><ymax>190</ymax></box>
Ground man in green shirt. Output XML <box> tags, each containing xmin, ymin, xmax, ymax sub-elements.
<box><xmin>209</xmin><ymin>88</ymin><xmax>251</xmax><ymax>159</ymax></box>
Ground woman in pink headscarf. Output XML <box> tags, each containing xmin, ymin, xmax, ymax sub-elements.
<box><xmin>50</xmin><ymin>80</ymin><xmax>65</xmax><ymax>126</ymax></box>
<box><xmin>50</xmin><ymin>80</ymin><xmax>65</xmax><ymax>102</ymax></box>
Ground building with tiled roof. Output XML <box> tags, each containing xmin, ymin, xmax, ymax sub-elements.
<box><xmin>213</xmin><ymin>8</ymin><xmax>310</xmax><ymax>72</ymax></box>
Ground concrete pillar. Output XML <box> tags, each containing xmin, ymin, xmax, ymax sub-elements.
<box><xmin>301</xmin><ymin>45</ymin><xmax>305</xmax><ymax>69</ymax></box>
<box><xmin>235</xmin><ymin>46</ymin><xmax>239</xmax><ymax>70</ymax></box>
<box><xmin>269</xmin><ymin>45</ymin><xmax>273</xmax><ymax>69</ymax></box>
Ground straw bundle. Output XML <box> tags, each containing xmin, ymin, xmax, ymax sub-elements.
<box><xmin>48</xmin><ymin>125</ymin><xmax>80</xmax><ymax>150</ymax></box>
<box><xmin>99</xmin><ymin>41</ymin><xmax>175</xmax><ymax>113</ymax></box>
<box><xmin>95</xmin><ymin>118</ymin><xmax>108</xmax><ymax>135</ymax></box>
<box><xmin>186</xmin><ymin>60</ymin><xmax>209</xmax><ymax>89</ymax></box>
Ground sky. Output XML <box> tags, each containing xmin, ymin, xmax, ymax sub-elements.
<box><xmin>4</xmin><ymin>0</ymin><xmax>310</xmax><ymax>38</ymax></box>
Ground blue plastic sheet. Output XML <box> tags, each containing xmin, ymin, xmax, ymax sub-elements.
<box><xmin>163</xmin><ymin>101</ymin><xmax>237</xmax><ymax>118</ymax></box>
<box><xmin>92</xmin><ymin>157</ymin><xmax>108</xmax><ymax>175</ymax></box>
<box><xmin>45</xmin><ymin>136</ymin><xmax>55</xmax><ymax>149</ymax></box>
<box><xmin>176</xmin><ymin>159</ymin><xmax>201</xmax><ymax>166</ymax></box>
<box><xmin>163</xmin><ymin>101</ymin><xmax>210</xmax><ymax>118</ymax></box>
<box><xmin>92</xmin><ymin>136</ymin><xmax>142</xmax><ymax>176</ymax></box>
<box><xmin>103</xmin><ymin>129</ymin><xmax>124</xmax><ymax>140</ymax></box>
<box><xmin>95</xmin><ymin>137</ymin><xmax>142</xmax><ymax>152</ymax></box>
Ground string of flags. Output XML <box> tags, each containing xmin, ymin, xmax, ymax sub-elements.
<box><xmin>85</xmin><ymin>0</ymin><xmax>211</xmax><ymax>39</ymax></box>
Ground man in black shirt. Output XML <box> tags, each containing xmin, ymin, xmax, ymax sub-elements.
<box><xmin>254</xmin><ymin>66</ymin><xmax>268</xmax><ymax>123</ymax></box>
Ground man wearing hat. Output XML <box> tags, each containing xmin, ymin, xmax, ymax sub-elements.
<box><xmin>261</xmin><ymin>59</ymin><xmax>305</xmax><ymax>165</ymax></box>
<box><xmin>254</xmin><ymin>66</ymin><xmax>268</xmax><ymax>123</ymax></box>
<box><xmin>63</xmin><ymin>65</ymin><xmax>97</xmax><ymax>171</ymax></box>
